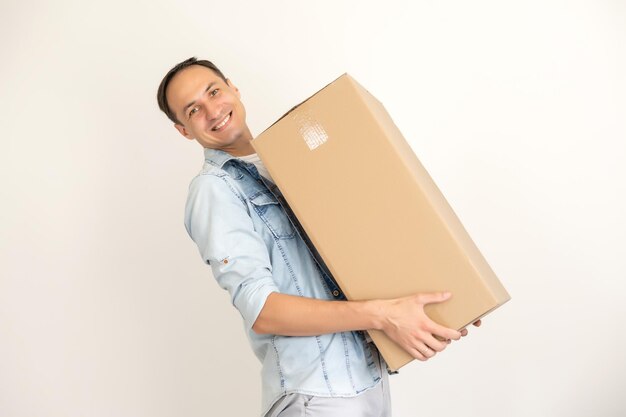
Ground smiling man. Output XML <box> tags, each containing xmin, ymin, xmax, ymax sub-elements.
<box><xmin>157</xmin><ymin>57</ymin><xmax>478</xmax><ymax>417</ymax></box>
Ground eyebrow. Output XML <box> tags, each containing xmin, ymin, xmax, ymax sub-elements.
<box><xmin>182</xmin><ymin>82</ymin><xmax>216</xmax><ymax>115</ymax></box>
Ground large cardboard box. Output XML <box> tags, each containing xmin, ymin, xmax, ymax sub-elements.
<box><xmin>252</xmin><ymin>74</ymin><xmax>510</xmax><ymax>371</ymax></box>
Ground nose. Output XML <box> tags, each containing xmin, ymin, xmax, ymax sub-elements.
<box><xmin>205</xmin><ymin>102</ymin><xmax>222</xmax><ymax>121</ymax></box>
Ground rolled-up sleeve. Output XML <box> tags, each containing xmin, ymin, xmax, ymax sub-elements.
<box><xmin>184</xmin><ymin>173</ymin><xmax>279</xmax><ymax>330</ymax></box>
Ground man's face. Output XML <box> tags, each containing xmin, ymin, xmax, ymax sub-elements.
<box><xmin>166</xmin><ymin>65</ymin><xmax>252</xmax><ymax>154</ymax></box>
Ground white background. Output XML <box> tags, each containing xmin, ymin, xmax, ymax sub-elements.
<box><xmin>1</xmin><ymin>1</ymin><xmax>625</xmax><ymax>416</ymax></box>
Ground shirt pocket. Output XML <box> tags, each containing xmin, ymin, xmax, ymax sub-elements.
<box><xmin>249</xmin><ymin>191</ymin><xmax>296</xmax><ymax>240</ymax></box>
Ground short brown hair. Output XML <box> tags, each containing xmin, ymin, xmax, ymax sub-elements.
<box><xmin>157</xmin><ymin>57</ymin><xmax>227</xmax><ymax>124</ymax></box>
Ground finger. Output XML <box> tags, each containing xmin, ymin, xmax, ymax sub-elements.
<box><xmin>415</xmin><ymin>291</ymin><xmax>452</xmax><ymax>306</ymax></box>
<box><xmin>409</xmin><ymin>347</ymin><xmax>428</xmax><ymax>362</ymax></box>
<box><xmin>473</xmin><ymin>319</ymin><xmax>482</xmax><ymax>327</ymax></box>
<box><xmin>430</xmin><ymin>322</ymin><xmax>462</xmax><ymax>341</ymax></box>
<box><xmin>460</xmin><ymin>328</ymin><xmax>468</xmax><ymax>337</ymax></box>
<box><xmin>423</xmin><ymin>334</ymin><xmax>447</xmax><ymax>352</ymax></box>
<box><xmin>419</xmin><ymin>344</ymin><xmax>436</xmax><ymax>359</ymax></box>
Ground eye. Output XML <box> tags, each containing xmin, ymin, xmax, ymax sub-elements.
<box><xmin>210</xmin><ymin>88</ymin><xmax>219</xmax><ymax>97</ymax></box>
<box><xmin>188</xmin><ymin>106</ymin><xmax>199</xmax><ymax>118</ymax></box>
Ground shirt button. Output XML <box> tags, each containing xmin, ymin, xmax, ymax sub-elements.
<box><xmin>223</xmin><ymin>259</ymin><xmax>229</xmax><ymax>264</ymax></box>
<box><xmin>332</xmin><ymin>290</ymin><xmax>340</xmax><ymax>297</ymax></box>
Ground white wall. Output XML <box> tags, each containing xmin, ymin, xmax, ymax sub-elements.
<box><xmin>1</xmin><ymin>1</ymin><xmax>624</xmax><ymax>416</ymax></box>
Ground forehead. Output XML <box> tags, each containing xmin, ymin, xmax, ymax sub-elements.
<box><xmin>166</xmin><ymin>65</ymin><xmax>225</xmax><ymax>115</ymax></box>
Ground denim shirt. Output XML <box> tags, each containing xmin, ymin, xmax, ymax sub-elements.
<box><xmin>184</xmin><ymin>148</ymin><xmax>382</xmax><ymax>416</ymax></box>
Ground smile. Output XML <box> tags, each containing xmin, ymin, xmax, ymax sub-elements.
<box><xmin>212</xmin><ymin>112</ymin><xmax>232</xmax><ymax>131</ymax></box>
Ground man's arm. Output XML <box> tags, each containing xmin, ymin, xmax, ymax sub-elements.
<box><xmin>253</xmin><ymin>291</ymin><xmax>465</xmax><ymax>361</ymax></box>
<box><xmin>186</xmin><ymin>173</ymin><xmax>479</xmax><ymax>361</ymax></box>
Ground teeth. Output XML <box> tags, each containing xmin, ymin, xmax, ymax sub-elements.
<box><xmin>213</xmin><ymin>113</ymin><xmax>231</xmax><ymax>130</ymax></box>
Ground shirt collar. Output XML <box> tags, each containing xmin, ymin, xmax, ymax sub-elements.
<box><xmin>203</xmin><ymin>147</ymin><xmax>237</xmax><ymax>169</ymax></box>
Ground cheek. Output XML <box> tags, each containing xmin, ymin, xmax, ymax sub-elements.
<box><xmin>235</xmin><ymin>103</ymin><xmax>246</xmax><ymax>120</ymax></box>
<box><xmin>190</xmin><ymin>119</ymin><xmax>208</xmax><ymax>133</ymax></box>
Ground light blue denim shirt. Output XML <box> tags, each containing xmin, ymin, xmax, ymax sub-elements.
<box><xmin>184</xmin><ymin>148</ymin><xmax>382</xmax><ymax>416</ymax></box>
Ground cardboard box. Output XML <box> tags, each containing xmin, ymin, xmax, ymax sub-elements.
<box><xmin>252</xmin><ymin>74</ymin><xmax>510</xmax><ymax>371</ymax></box>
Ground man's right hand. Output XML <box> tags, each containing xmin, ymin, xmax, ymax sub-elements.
<box><xmin>376</xmin><ymin>292</ymin><xmax>462</xmax><ymax>361</ymax></box>
<box><xmin>252</xmin><ymin>291</ymin><xmax>463</xmax><ymax>362</ymax></box>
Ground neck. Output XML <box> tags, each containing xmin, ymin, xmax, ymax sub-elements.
<box><xmin>229</xmin><ymin>142</ymin><xmax>255</xmax><ymax>157</ymax></box>
<box><xmin>229</xmin><ymin>134</ymin><xmax>255</xmax><ymax>156</ymax></box>
<box><xmin>221</xmin><ymin>127</ymin><xmax>255</xmax><ymax>156</ymax></box>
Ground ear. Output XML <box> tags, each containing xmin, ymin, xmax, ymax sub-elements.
<box><xmin>226</xmin><ymin>78</ymin><xmax>241</xmax><ymax>99</ymax></box>
<box><xmin>174</xmin><ymin>123</ymin><xmax>195</xmax><ymax>140</ymax></box>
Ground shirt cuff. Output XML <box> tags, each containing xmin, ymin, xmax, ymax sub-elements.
<box><xmin>234</xmin><ymin>276</ymin><xmax>279</xmax><ymax>331</ymax></box>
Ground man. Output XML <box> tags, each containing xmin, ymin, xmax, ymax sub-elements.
<box><xmin>157</xmin><ymin>57</ymin><xmax>479</xmax><ymax>417</ymax></box>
